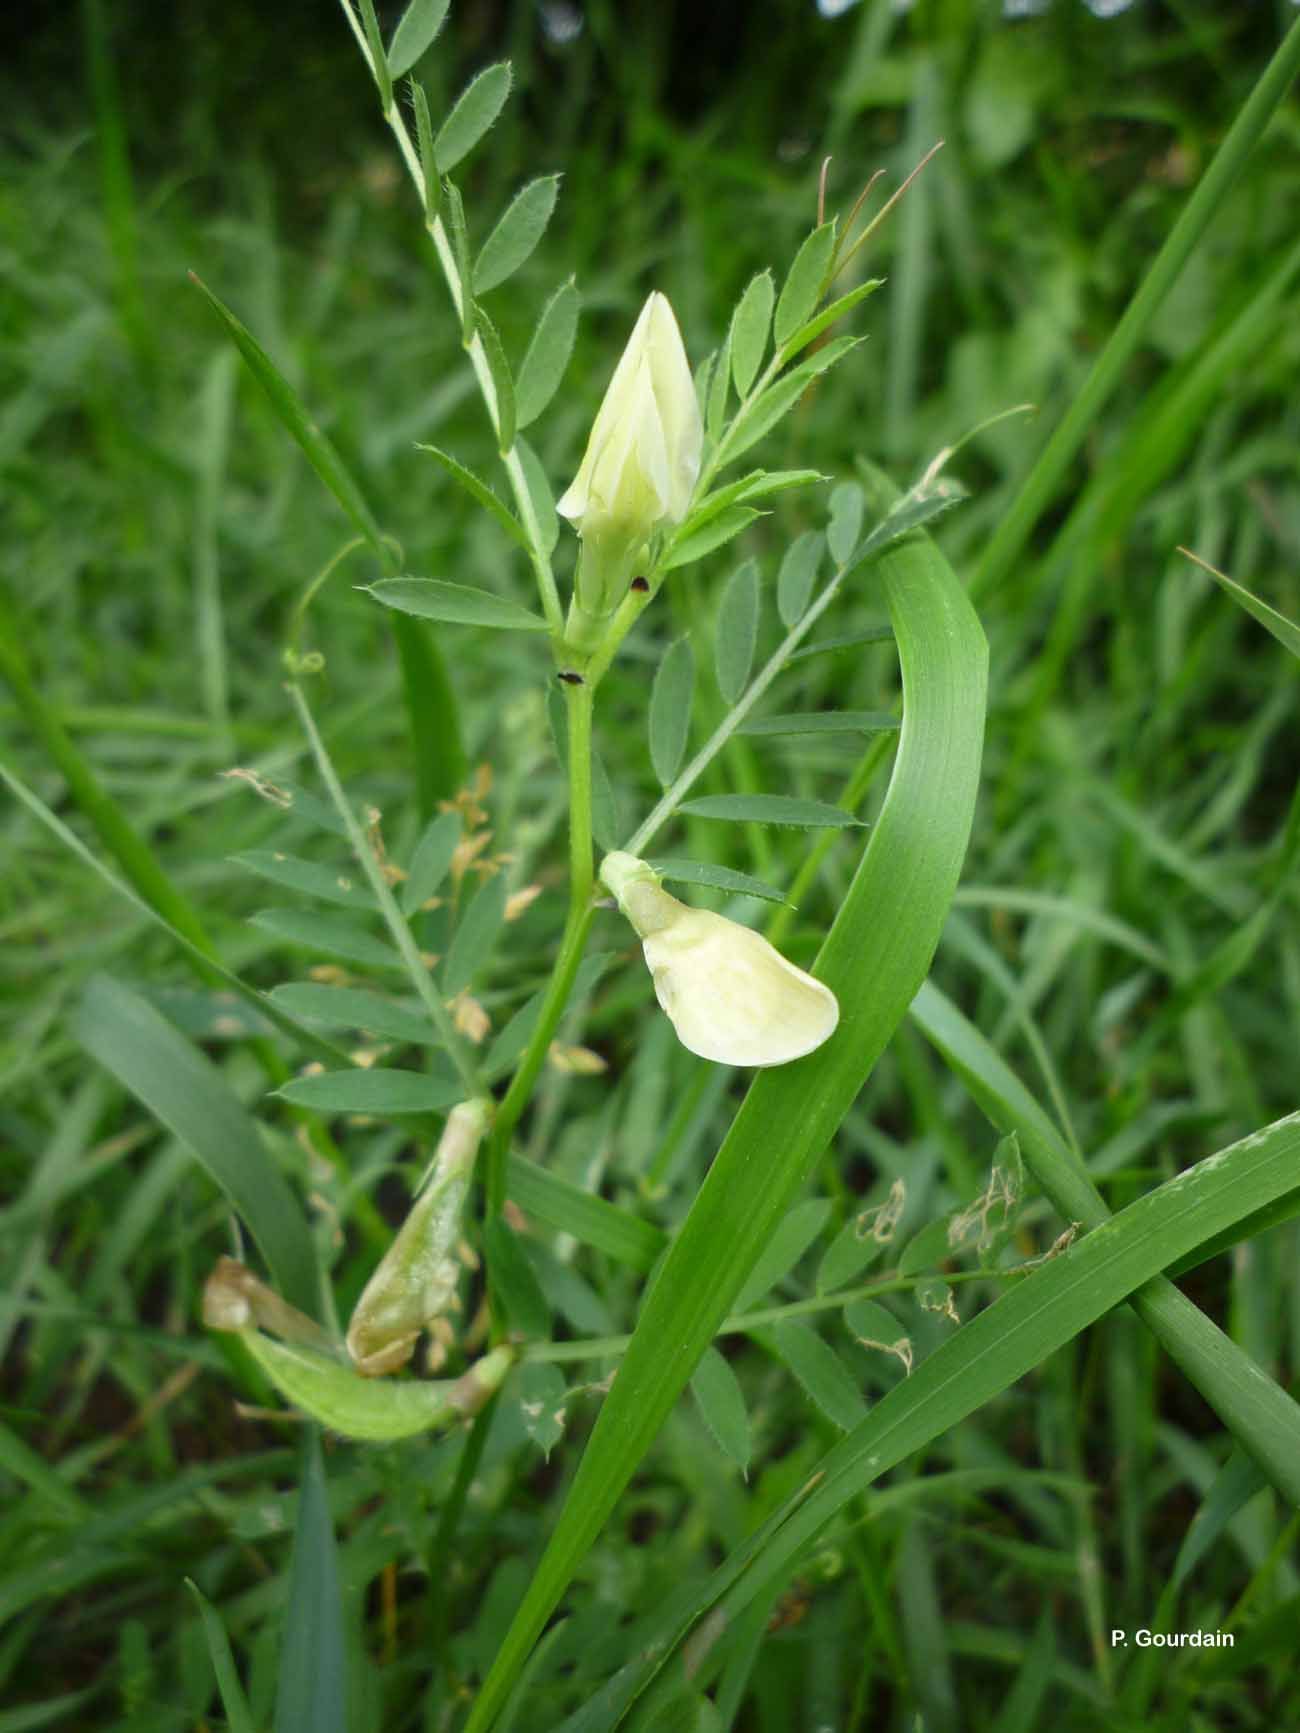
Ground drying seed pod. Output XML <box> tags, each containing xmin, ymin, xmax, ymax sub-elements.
<box><xmin>345</xmin><ymin>1098</ymin><xmax>490</xmax><ymax>1376</ymax></box>
<box><xmin>600</xmin><ymin>851</ymin><xmax>839</xmax><ymax>1067</ymax></box>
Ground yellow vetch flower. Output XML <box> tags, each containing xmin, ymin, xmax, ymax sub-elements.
<box><xmin>600</xmin><ymin>851</ymin><xmax>839</xmax><ymax>1068</ymax></box>
<box><xmin>558</xmin><ymin>292</ymin><xmax>702</xmax><ymax>634</ymax></box>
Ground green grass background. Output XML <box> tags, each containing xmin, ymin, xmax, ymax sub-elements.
<box><xmin>2</xmin><ymin>0</ymin><xmax>1299</xmax><ymax>1728</ymax></box>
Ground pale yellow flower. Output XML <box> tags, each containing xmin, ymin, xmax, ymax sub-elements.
<box><xmin>601</xmin><ymin>851</ymin><xmax>838</xmax><ymax>1068</ymax></box>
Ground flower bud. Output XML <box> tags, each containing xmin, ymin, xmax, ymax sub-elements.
<box><xmin>600</xmin><ymin>851</ymin><xmax>838</xmax><ymax>1067</ymax></box>
<box><xmin>558</xmin><ymin>293</ymin><xmax>702</xmax><ymax>633</ymax></box>
<box><xmin>346</xmin><ymin>1099</ymin><xmax>490</xmax><ymax>1376</ymax></box>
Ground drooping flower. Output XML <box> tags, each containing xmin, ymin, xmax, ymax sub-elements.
<box><xmin>600</xmin><ymin>851</ymin><xmax>839</xmax><ymax>1068</ymax></box>
<box><xmin>558</xmin><ymin>293</ymin><xmax>702</xmax><ymax>633</ymax></box>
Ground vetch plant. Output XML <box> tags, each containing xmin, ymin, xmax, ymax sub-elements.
<box><xmin>20</xmin><ymin>2</ymin><xmax>1298</xmax><ymax>1730</ymax></box>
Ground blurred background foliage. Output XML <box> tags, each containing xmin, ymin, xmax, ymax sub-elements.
<box><xmin>2</xmin><ymin>0</ymin><xmax>1299</xmax><ymax>1727</ymax></box>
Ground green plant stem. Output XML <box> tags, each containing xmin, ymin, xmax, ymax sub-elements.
<box><xmin>286</xmin><ymin>679</ymin><xmax>484</xmax><ymax>1095</ymax></box>
<box><xmin>521</xmin><ymin>1269</ymin><xmax>1004</xmax><ymax>1364</ymax></box>
<box><xmin>335</xmin><ymin>0</ymin><xmax>564</xmax><ymax>638</ymax></box>
<box><xmin>483</xmin><ymin>680</ymin><xmax>595</xmax><ymax>1214</ymax></box>
<box><xmin>972</xmin><ymin>11</ymin><xmax>1300</xmax><ymax>600</ymax></box>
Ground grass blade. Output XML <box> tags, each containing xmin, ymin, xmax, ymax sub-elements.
<box><xmin>72</xmin><ymin>975</ymin><xmax>319</xmax><ymax>1316</ymax></box>
<box><xmin>274</xmin><ymin>1431</ymin><xmax>348</xmax><ymax>1733</ymax></box>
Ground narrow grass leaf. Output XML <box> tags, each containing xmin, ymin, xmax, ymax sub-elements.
<box><xmin>777</xmin><ymin>530</ymin><xmax>823</xmax><ymax>626</ymax></box>
<box><xmin>274</xmin><ymin>1432</ymin><xmax>346</xmax><ymax>1733</ymax></box>
<box><xmin>729</xmin><ymin>271</ymin><xmax>775</xmax><ymax>398</ymax></box>
<box><xmin>649</xmin><ymin>638</ymin><xmax>695</xmax><ymax>787</ymax></box>
<box><xmin>762</xmin><ymin>1321</ymin><xmax>867</xmax><ymax>1431</ymax></box>
<box><xmin>231</xmin><ymin>851</ymin><xmax>374</xmax><ymax>911</ymax></box>
<box><xmin>387</xmin><ymin>0</ymin><xmax>450</xmax><ymax>78</ymax></box>
<box><xmin>274</xmin><ymin>1067</ymin><xmax>460</xmax><ymax>1114</ymax></box>
<box><xmin>250</xmin><ymin>909</ymin><xmax>400</xmax><ymax>971</ymax></box>
<box><xmin>1191</xmin><ymin>555</ymin><xmax>1300</xmax><ymax>660</ymax></box>
<box><xmin>677</xmin><ymin>794</ymin><xmax>863</xmax><ymax>829</ymax></box>
<box><xmin>649</xmin><ymin>860</ymin><xmax>786</xmax><ymax>905</ymax></box>
<box><xmin>516</xmin><ymin>278</ymin><xmax>580</xmax><ymax>429</ymax></box>
<box><xmin>467</xmin><ymin>491</ymin><xmax>988</xmax><ymax>1730</ymax></box>
<box><xmin>367</xmin><ymin>577</ymin><xmax>547</xmax><ymax>631</ymax></box>
<box><xmin>773</xmin><ymin>222</ymin><xmax>836</xmax><ymax>349</ymax></box>
<box><xmin>690</xmin><ymin>1349</ymin><xmax>752</xmax><ymax>1472</ymax></box>
<box><xmin>188</xmin><ymin>274</ymin><xmax>385</xmax><ymax>559</ymax></box>
<box><xmin>187</xmin><ymin>1581</ymin><xmax>256</xmax><ymax>1733</ymax></box>
<box><xmin>1170</xmin><ymin>1449</ymin><xmax>1267</xmax><ymax>1592</ymax></box>
<box><xmin>269</xmin><ymin>984</ymin><xmax>438</xmax><ymax>1046</ymax></box>
<box><xmin>737</xmin><ymin>710</ymin><xmax>898</xmax><ymax>737</ymax></box>
<box><xmin>402</xmin><ymin>810</ymin><xmax>463</xmax><ymax>915</ymax></box>
<box><xmin>435</xmin><ymin>62</ymin><xmax>513</xmax><ymax>173</ymax></box>
<box><xmin>714</xmin><ymin>559</ymin><xmax>760</xmax><ymax>702</ymax></box>
<box><xmin>416</xmin><ymin>445</ymin><xmax>531</xmax><ymax>552</ymax></box>
<box><xmin>485</xmin><ymin>954</ymin><xmax>613</xmax><ymax>1080</ymax></box>
<box><xmin>486</xmin><ymin>1218</ymin><xmax>552</xmax><ymax>1339</ymax></box>
<box><xmin>71</xmin><ymin>976</ymin><xmax>318</xmax><ymax>1314</ymax></box>
<box><xmin>474</xmin><ymin>176</ymin><xmax>561</xmax><ymax>295</ymax></box>
<box><xmin>444</xmin><ymin>872</ymin><xmax>510</xmax><ymax>994</ymax></box>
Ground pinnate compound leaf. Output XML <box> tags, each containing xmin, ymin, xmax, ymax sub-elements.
<box><xmin>714</xmin><ymin>559</ymin><xmax>760</xmax><ymax>703</ymax></box>
<box><xmin>367</xmin><ymin>578</ymin><xmax>548</xmax><ymax>631</ymax></box>
<box><xmin>729</xmin><ymin>270</ymin><xmax>775</xmax><ymax>397</ymax></box>
<box><xmin>416</xmin><ymin>444</ymin><xmax>531</xmax><ymax>551</ymax></box>
<box><xmin>649</xmin><ymin>637</ymin><xmax>695</xmax><ymax>787</ymax></box>
<box><xmin>773</xmin><ymin>221</ymin><xmax>836</xmax><ymax>349</ymax></box>
<box><xmin>677</xmin><ymin>794</ymin><xmax>864</xmax><ymax>829</ymax></box>
<box><xmin>435</xmin><ymin>62</ymin><xmax>512</xmax><ymax>172</ymax></box>
<box><xmin>387</xmin><ymin>0</ymin><xmax>450</xmax><ymax>77</ymax></box>
<box><xmin>517</xmin><ymin>279</ymin><xmax>580</xmax><ymax>429</ymax></box>
<box><xmin>474</xmin><ymin>176</ymin><xmax>561</xmax><ymax>295</ymax></box>
<box><xmin>690</xmin><ymin>1349</ymin><xmax>751</xmax><ymax>1471</ymax></box>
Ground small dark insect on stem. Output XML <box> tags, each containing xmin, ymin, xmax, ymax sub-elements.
<box><xmin>556</xmin><ymin>669</ymin><xmax>585</xmax><ymax>685</ymax></box>
<box><xmin>630</xmin><ymin>576</ymin><xmax>649</xmax><ymax>593</ymax></box>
